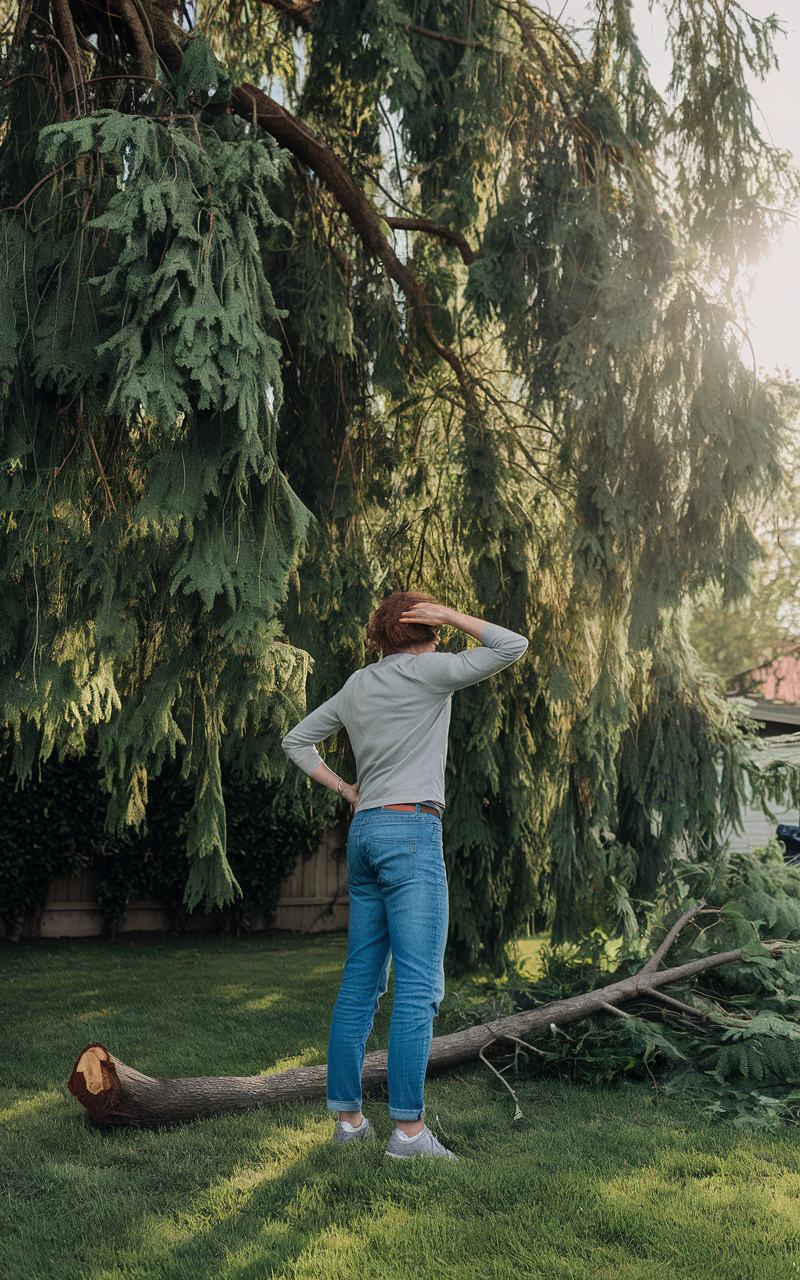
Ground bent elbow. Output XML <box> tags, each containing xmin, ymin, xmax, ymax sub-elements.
<box><xmin>501</xmin><ymin>633</ymin><xmax>528</xmax><ymax>663</ymax></box>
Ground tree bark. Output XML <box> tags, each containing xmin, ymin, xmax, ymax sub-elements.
<box><xmin>384</xmin><ymin>217</ymin><xmax>478</xmax><ymax>266</ymax></box>
<box><xmin>68</xmin><ymin>904</ymin><xmax>743</xmax><ymax>1127</ymax></box>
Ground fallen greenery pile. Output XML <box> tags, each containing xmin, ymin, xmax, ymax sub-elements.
<box><xmin>441</xmin><ymin>842</ymin><xmax>800</xmax><ymax>1128</ymax></box>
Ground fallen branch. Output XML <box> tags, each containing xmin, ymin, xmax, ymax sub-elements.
<box><xmin>479</xmin><ymin>1040</ymin><xmax>524</xmax><ymax>1121</ymax></box>
<box><xmin>68</xmin><ymin>903</ymin><xmax>742</xmax><ymax>1126</ymax></box>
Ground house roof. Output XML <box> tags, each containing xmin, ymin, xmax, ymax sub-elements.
<box><xmin>727</xmin><ymin>648</ymin><xmax>800</xmax><ymax>726</ymax></box>
<box><xmin>748</xmin><ymin>731</ymin><xmax>800</xmax><ymax>766</ymax></box>
<box><xmin>742</xmin><ymin>699</ymin><xmax>800</xmax><ymax>728</ymax></box>
<box><xmin>728</xmin><ymin>647</ymin><xmax>800</xmax><ymax>703</ymax></box>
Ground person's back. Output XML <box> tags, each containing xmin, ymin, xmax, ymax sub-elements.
<box><xmin>281</xmin><ymin>593</ymin><xmax>527</xmax><ymax>1160</ymax></box>
<box><xmin>282</xmin><ymin>622</ymin><xmax>527</xmax><ymax>812</ymax></box>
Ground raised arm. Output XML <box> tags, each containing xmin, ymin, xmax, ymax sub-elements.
<box><xmin>400</xmin><ymin>602</ymin><xmax>528</xmax><ymax>693</ymax></box>
<box><xmin>400</xmin><ymin>602</ymin><xmax>489</xmax><ymax>642</ymax></box>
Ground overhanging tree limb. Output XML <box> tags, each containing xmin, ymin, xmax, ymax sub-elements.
<box><xmin>13</xmin><ymin>0</ymin><xmax>472</xmax><ymax>383</ymax></box>
<box><xmin>404</xmin><ymin>24</ymin><xmax>478</xmax><ymax>50</ymax></box>
<box><xmin>229</xmin><ymin>83</ymin><xmax>469</xmax><ymax>387</ymax></box>
<box><xmin>384</xmin><ymin>217</ymin><xmax>478</xmax><ymax>266</ymax></box>
<box><xmin>256</xmin><ymin>0</ymin><xmax>480</xmax><ymax>50</ymax></box>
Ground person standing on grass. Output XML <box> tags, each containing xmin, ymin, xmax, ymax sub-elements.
<box><xmin>281</xmin><ymin>594</ymin><xmax>528</xmax><ymax>1160</ymax></box>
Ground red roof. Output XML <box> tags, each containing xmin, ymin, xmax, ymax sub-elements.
<box><xmin>729</xmin><ymin>647</ymin><xmax>800</xmax><ymax>706</ymax></box>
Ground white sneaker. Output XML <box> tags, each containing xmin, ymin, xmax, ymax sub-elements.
<box><xmin>333</xmin><ymin>1117</ymin><xmax>375</xmax><ymax>1144</ymax></box>
<box><xmin>384</xmin><ymin>1125</ymin><xmax>459</xmax><ymax>1160</ymax></box>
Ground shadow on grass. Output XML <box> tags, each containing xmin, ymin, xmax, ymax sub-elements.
<box><xmin>4</xmin><ymin>938</ymin><xmax>800</xmax><ymax>1280</ymax></box>
<box><xmin>15</xmin><ymin>1081</ymin><xmax>797</xmax><ymax>1280</ymax></box>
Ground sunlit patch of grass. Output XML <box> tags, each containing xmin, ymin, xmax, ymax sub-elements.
<box><xmin>265</xmin><ymin>1047</ymin><xmax>327</xmax><ymax>1073</ymax></box>
<box><xmin>509</xmin><ymin>931</ymin><xmax>550</xmax><ymax>975</ymax></box>
<box><xmin>242</xmin><ymin>993</ymin><xmax>283</xmax><ymax>1011</ymax></box>
<box><xmin>0</xmin><ymin>1090</ymin><xmax>63</xmax><ymax>1123</ymax></box>
<box><xmin>510</xmin><ymin>930</ymin><xmax>624</xmax><ymax>979</ymax></box>
<box><xmin>3</xmin><ymin>935</ymin><xmax>800</xmax><ymax>1279</ymax></box>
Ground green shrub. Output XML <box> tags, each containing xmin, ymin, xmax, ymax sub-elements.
<box><xmin>0</xmin><ymin>745</ymin><xmax>337</xmax><ymax>935</ymax></box>
<box><xmin>0</xmin><ymin>752</ymin><xmax>98</xmax><ymax>930</ymax></box>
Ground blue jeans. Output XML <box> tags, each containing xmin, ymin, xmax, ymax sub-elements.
<box><xmin>326</xmin><ymin>805</ymin><xmax>449</xmax><ymax>1121</ymax></box>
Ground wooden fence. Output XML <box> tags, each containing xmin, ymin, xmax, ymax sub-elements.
<box><xmin>0</xmin><ymin>826</ymin><xmax>349</xmax><ymax>940</ymax></box>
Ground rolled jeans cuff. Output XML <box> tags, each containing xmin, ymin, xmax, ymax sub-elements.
<box><xmin>389</xmin><ymin>1106</ymin><xmax>425</xmax><ymax>1121</ymax></box>
<box><xmin>327</xmin><ymin>1099</ymin><xmax>362</xmax><ymax>1112</ymax></box>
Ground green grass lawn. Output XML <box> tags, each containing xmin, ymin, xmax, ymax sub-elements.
<box><xmin>508</xmin><ymin>932</ymin><xmax>550</xmax><ymax>975</ymax></box>
<box><xmin>2</xmin><ymin>933</ymin><xmax>800</xmax><ymax>1280</ymax></box>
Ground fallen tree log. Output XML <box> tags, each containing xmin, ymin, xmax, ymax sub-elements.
<box><xmin>68</xmin><ymin>903</ymin><xmax>742</xmax><ymax>1126</ymax></box>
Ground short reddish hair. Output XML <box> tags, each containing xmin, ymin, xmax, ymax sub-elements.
<box><xmin>366</xmin><ymin>592</ymin><xmax>439</xmax><ymax>656</ymax></box>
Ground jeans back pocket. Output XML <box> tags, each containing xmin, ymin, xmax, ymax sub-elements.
<box><xmin>370</xmin><ymin>838</ymin><xmax>417</xmax><ymax>886</ymax></box>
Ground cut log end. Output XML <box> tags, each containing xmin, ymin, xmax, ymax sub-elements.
<box><xmin>68</xmin><ymin>1043</ymin><xmax>123</xmax><ymax>1123</ymax></box>
<box><xmin>67</xmin><ymin>1043</ymin><xmax>332</xmax><ymax>1127</ymax></box>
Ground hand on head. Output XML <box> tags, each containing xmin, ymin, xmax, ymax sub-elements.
<box><xmin>398</xmin><ymin>603</ymin><xmax>452</xmax><ymax>627</ymax></box>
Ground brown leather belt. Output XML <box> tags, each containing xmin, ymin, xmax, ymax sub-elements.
<box><xmin>383</xmin><ymin>803</ymin><xmax>440</xmax><ymax>817</ymax></box>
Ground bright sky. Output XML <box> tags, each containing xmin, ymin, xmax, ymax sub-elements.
<box><xmin>553</xmin><ymin>1</ymin><xmax>800</xmax><ymax>381</ymax></box>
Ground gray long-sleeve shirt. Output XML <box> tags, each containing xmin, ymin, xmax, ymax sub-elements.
<box><xmin>281</xmin><ymin>623</ymin><xmax>528</xmax><ymax>813</ymax></box>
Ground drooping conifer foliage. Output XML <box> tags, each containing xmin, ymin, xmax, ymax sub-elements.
<box><xmin>0</xmin><ymin>1</ymin><xmax>797</xmax><ymax>956</ymax></box>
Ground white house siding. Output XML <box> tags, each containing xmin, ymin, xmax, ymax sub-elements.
<box><xmin>725</xmin><ymin>733</ymin><xmax>800</xmax><ymax>855</ymax></box>
<box><xmin>726</xmin><ymin>793</ymin><xmax>799</xmax><ymax>854</ymax></box>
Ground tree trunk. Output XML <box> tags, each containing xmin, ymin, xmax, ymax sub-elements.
<box><xmin>68</xmin><ymin>905</ymin><xmax>743</xmax><ymax>1126</ymax></box>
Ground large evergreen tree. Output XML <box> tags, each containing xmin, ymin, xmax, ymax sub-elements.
<box><xmin>0</xmin><ymin>0</ymin><xmax>797</xmax><ymax>958</ymax></box>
